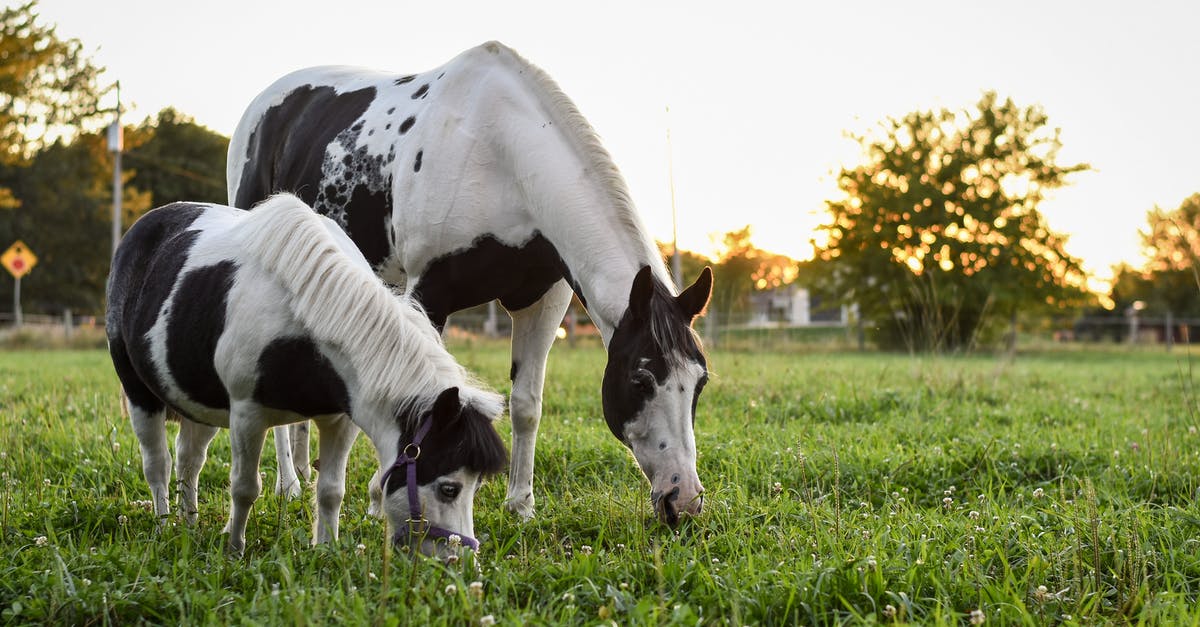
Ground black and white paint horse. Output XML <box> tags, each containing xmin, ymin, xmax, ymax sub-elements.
<box><xmin>229</xmin><ymin>41</ymin><xmax>712</xmax><ymax>526</ymax></box>
<box><xmin>106</xmin><ymin>194</ymin><xmax>507</xmax><ymax>554</ymax></box>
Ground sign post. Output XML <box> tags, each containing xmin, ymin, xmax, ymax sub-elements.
<box><xmin>2</xmin><ymin>241</ymin><xmax>37</xmax><ymax>327</ymax></box>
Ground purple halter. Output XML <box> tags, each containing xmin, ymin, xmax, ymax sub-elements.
<box><xmin>379</xmin><ymin>412</ymin><xmax>480</xmax><ymax>551</ymax></box>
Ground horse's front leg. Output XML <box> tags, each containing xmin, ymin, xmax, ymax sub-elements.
<box><xmin>223</xmin><ymin>405</ymin><xmax>269</xmax><ymax>555</ymax></box>
<box><xmin>504</xmin><ymin>281</ymin><xmax>573</xmax><ymax>520</ymax></box>
<box><xmin>311</xmin><ymin>414</ymin><xmax>358</xmax><ymax>544</ymax></box>
<box><xmin>272</xmin><ymin>425</ymin><xmax>303</xmax><ymax>499</ymax></box>
<box><xmin>175</xmin><ymin>417</ymin><xmax>219</xmax><ymax>524</ymax></box>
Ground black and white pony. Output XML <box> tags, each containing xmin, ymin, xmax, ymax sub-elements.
<box><xmin>105</xmin><ymin>194</ymin><xmax>507</xmax><ymax>554</ymax></box>
<box><xmin>228</xmin><ymin>41</ymin><xmax>713</xmax><ymax>525</ymax></box>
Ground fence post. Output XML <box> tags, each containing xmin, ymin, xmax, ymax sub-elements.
<box><xmin>1165</xmin><ymin>311</ymin><xmax>1173</xmax><ymax>351</ymax></box>
<box><xmin>64</xmin><ymin>309</ymin><xmax>73</xmax><ymax>340</ymax></box>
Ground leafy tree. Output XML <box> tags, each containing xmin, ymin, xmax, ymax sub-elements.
<box><xmin>124</xmin><ymin>108</ymin><xmax>229</xmax><ymax>207</ymax></box>
<box><xmin>1133</xmin><ymin>193</ymin><xmax>1200</xmax><ymax>317</ymax></box>
<box><xmin>0</xmin><ymin>1</ymin><xmax>109</xmax><ymax>204</ymax></box>
<box><xmin>807</xmin><ymin>92</ymin><xmax>1090</xmax><ymax>351</ymax></box>
<box><xmin>0</xmin><ymin>133</ymin><xmax>150</xmax><ymax>315</ymax></box>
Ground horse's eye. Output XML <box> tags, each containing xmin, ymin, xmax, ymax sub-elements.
<box><xmin>438</xmin><ymin>482</ymin><xmax>462</xmax><ymax>501</ymax></box>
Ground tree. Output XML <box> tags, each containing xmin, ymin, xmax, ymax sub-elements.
<box><xmin>1100</xmin><ymin>193</ymin><xmax>1200</xmax><ymax>341</ymax></box>
<box><xmin>0</xmin><ymin>133</ymin><xmax>150</xmax><ymax>314</ymax></box>
<box><xmin>709</xmin><ymin>226</ymin><xmax>798</xmax><ymax>320</ymax></box>
<box><xmin>807</xmin><ymin>92</ymin><xmax>1090</xmax><ymax>351</ymax></box>
<box><xmin>0</xmin><ymin>2</ymin><xmax>108</xmax><ymax>177</ymax></box>
<box><xmin>124</xmin><ymin>108</ymin><xmax>229</xmax><ymax>207</ymax></box>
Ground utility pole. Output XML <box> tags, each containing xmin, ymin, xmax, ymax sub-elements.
<box><xmin>666</xmin><ymin>107</ymin><xmax>682</xmax><ymax>292</ymax></box>
<box><xmin>108</xmin><ymin>81</ymin><xmax>123</xmax><ymax>258</ymax></box>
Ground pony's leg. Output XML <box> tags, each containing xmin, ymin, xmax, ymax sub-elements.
<box><xmin>175</xmin><ymin>418</ymin><xmax>219</xmax><ymax>524</ymax></box>
<box><xmin>311</xmin><ymin>414</ymin><xmax>358</xmax><ymax>544</ymax></box>
<box><xmin>504</xmin><ymin>281</ymin><xmax>573</xmax><ymax>519</ymax></box>
<box><xmin>290</xmin><ymin>420</ymin><xmax>313</xmax><ymax>484</ymax></box>
<box><xmin>367</xmin><ymin>467</ymin><xmax>384</xmax><ymax>518</ymax></box>
<box><xmin>223</xmin><ymin>406</ymin><xmax>268</xmax><ymax>555</ymax></box>
<box><xmin>128</xmin><ymin>404</ymin><xmax>171</xmax><ymax>520</ymax></box>
<box><xmin>271</xmin><ymin>425</ymin><xmax>302</xmax><ymax>499</ymax></box>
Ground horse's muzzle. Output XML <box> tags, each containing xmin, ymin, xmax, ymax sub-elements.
<box><xmin>651</xmin><ymin>479</ymin><xmax>704</xmax><ymax>527</ymax></box>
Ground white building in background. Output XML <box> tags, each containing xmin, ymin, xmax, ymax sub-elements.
<box><xmin>747</xmin><ymin>284</ymin><xmax>849</xmax><ymax>326</ymax></box>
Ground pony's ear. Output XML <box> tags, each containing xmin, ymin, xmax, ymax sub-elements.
<box><xmin>431</xmin><ymin>387</ymin><xmax>461</xmax><ymax>421</ymax></box>
<box><xmin>677</xmin><ymin>266</ymin><xmax>713</xmax><ymax>321</ymax></box>
<box><xmin>627</xmin><ymin>265</ymin><xmax>655</xmax><ymax>321</ymax></box>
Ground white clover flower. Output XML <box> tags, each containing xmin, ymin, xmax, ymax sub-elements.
<box><xmin>969</xmin><ymin>608</ymin><xmax>985</xmax><ymax>625</ymax></box>
<box><xmin>1032</xmin><ymin>488</ymin><xmax>1045</xmax><ymax>499</ymax></box>
<box><xmin>772</xmin><ymin>482</ymin><xmax>783</xmax><ymax>494</ymax></box>
<box><xmin>883</xmin><ymin>604</ymin><xmax>896</xmax><ymax>619</ymax></box>
<box><xmin>82</xmin><ymin>578</ymin><xmax>91</xmax><ymax>586</ymax></box>
<box><xmin>448</xmin><ymin>534</ymin><xmax>462</xmax><ymax>548</ymax></box>
<box><xmin>562</xmin><ymin>592</ymin><xmax>575</xmax><ymax>602</ymax></box>
<box><xmin>34</xmin><ymin>535</ymin><xmax>48</xmax><ymax>546</ymax></box>
<box><xmin>43</xmin><ymin>479</ymin><xmax>51</xmax><ymax>486</ymax></box>
<box><xmin>479</xmin><ymin>616</ymin><xmax>495</xmax><ymax>627</ymax></box>
<box><xmin>1035</xmin><ymin>585</ymin><xmax>1048</xmax><ymax>601</ymax></box>
<box><xmin>445</xmin><ymin>554</ymin><xmax>460</xmax><ymax>565</ymax></box>
<box><xmin>468</xmin><ymin>581</ymin><xmax>484</xmax><ymax>599</ymax></box>
<box><xmin>118</xmin><ymin>514</ymin><xmax>129</xmax><ymax>525</ymax></box>
<box><xmin>355</xmin><ymin>543</ymin><xmax>366</xmax><ymax>556</ymax></box>
<box><xmin>968</xmin><ymin>510</ymin><xmax>980</xmax><ymax>520</ymax></box>
<box><xmin>445</xmin><ymin>584</ymin><xmax>457</xmax><ymax>595</ymax></box>
<box><xmin>943</xmin><ymin>497</ymin><xmax>954</xmax><ymax>509</ymax></box>
<box><xmin>580</xmin><ymin>545</ymin><xmax>593</xmax><ymax>555</ymax></box>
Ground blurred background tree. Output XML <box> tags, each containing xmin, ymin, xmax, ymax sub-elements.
<box><xmin>124</xmin><ymin>108</ymin><xmax>229</xmax><ymax>206</ymax></box>
<box><xmin>1</xmin><ymin>1</ymin><xmax>109</xmax><ymax>208</ymax></box>
<box><xmin>805</xmin><ymin>92</ymin><xmax>1091</xmax><ymax>351</ymax></box>
<box><xmin>1105</xmin><ymin>193</ymin><xmax>1200</xmax><ymax>318</ymax></box>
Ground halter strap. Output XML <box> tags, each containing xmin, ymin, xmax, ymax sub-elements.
<box><xmin>380</xmin><ymin>412</ymin><xmax>480</xmax><ymax>552</ymax></box>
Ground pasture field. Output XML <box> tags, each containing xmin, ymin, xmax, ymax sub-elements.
<box><xmin>2</xmin><ymin>345</ymin><xmax>1200</xmax><ymax>625</ymax></box>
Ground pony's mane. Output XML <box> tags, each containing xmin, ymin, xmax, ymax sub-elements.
<box><xmin>488</xmin><ymin>42</ymin><xmax>674</xmax><ymax>290</ymax></box>
<box><xmin>234</xmin><ymin>194</ymin><xmax>503</xmax><ymax>423</ymax></box>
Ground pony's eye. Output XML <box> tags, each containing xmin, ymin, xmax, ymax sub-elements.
<box><xmin>438</xmin><ymin>482</ymin><xmax>462</xmax><ymax>501</ymax></box>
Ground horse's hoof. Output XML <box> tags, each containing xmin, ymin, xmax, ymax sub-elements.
<box><xmin>503</xmin><ymin>494</ymin><xmax>536</xmax><ymax>521</ymax></box>
<box><xmin>275</xmin><ymin>478</ymin><xmax>302</xmax><ymax>500</ymax></box>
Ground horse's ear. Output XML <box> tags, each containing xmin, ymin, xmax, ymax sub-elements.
<box><xmin>627</xmin><ymin>265</ymin><xmax>655</xmax><ymax>321</ymax></box>
<box><xmin>431</xmin><ymin>387</ymin><xmax>461</xmax><ymax>421</ymax></box>
<box><xmin>677</xmin><ymin>266</ymin><xmax>713</xmax><ymax>321</ymax></box>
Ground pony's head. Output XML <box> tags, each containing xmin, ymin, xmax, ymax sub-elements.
<box><xmin>603</xmin><ymin>265</ymin><xmax>712</xmax><ymax>526</ymax></box>
<box><xmin>381</xmin><ymin>386</ymin><xmax>507</xmax><ymax>556</ymax></box>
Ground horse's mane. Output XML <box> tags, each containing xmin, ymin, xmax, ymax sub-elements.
<box><xmin>234</xmin><ymin>194</ymin><xmax>503</xmax><ymax>423</ymax></box>
<box><xmin>487</xmin><ymin>42</ymin><xmax>675</xmax><ymax>292</ymax></box>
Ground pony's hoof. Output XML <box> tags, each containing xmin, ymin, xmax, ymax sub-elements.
<box><xmin>503</xmin><ymin>493</ymin><xmax>536</xmax><ymax>521</ymax></box>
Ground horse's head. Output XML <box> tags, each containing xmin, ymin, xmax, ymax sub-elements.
<box><xmin>381</xmin><ymin>387</ymin><xmax>507</xmax><ymax>557</ymax></box>
<box><xmin>603</xmin><ymin>265</ymin><xmax>712</xmax><ymax>526</ymax></box>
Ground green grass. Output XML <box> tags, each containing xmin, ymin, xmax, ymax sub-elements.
<box><xmin>3</xmin><ymin>345</ymin><xmax>1200</xmax><ymax>625</ymax></box>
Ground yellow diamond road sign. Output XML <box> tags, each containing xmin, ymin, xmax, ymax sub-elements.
<box><xmin>2</xmin><ymin>240</ymin><xmax>37</xmax><ymax>279</ymax></box>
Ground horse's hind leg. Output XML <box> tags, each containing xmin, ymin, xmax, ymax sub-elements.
<box><xmin>128</xmin><ymin>403</ymin><xmax>171</xmax><ymax>520</ymax></box>
<box><xmin>271</xmin><ymin>425</ymin><xmax>302</xmax><ymax>499</ymax></box>
<box><xmin>311</xmin><ymin>414</ymin><xmax>358</xmax><ymax>544</ymax></box>
<box><xmin>505</xmin><ymin>281</ymin><xmax>573</xmax><ymax>520</ymax></box>
<box><xmin>175</xmin><ymin>417</ymin><xmax>219</xmax><ymax>524</ymax></box>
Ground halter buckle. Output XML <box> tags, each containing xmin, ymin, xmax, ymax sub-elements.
<box><xmin>406</xmin><ymin>517</ymin><xmax>430</xmax><ymax>536</ymax></box>
<box><xmin>402</xmin><ymin>443</ymin><xmax>421</xmax><ymax>461</ymax></box>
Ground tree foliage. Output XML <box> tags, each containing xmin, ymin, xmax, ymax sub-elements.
<box><xmin>124</xmin><ymin>108</ymin><xmax>229</xmax><ymax>206</ymax></box>
<box><xmin>0</xmin><ymin>2</ymin><xmax>108</xmax><ymax>165</ymax></box>
<box><xmin>1110</xmin><ymin>193</ymin><xmax>1200</xmax><ymax>317</ymax></box>
<box><xmin>807</xmin><ymin>93</ymin><xmax>1090</xmax><ymax>351</ymax></box>
<box><xmin>0</xmin><ymin>134</ymin><xmax>150</xmax><ymax>314</ymax></box>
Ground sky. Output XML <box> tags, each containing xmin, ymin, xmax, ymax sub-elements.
<box><xmin>33</xmin><ymin>0</ymin><xmax>1200</xmax><ymax>284</ymax></box>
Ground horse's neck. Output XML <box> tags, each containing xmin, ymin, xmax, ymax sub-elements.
<box><xmin>484</xmin><ymin>81</ymin><xmax>672</xmax><ymax>344</ymax></box>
